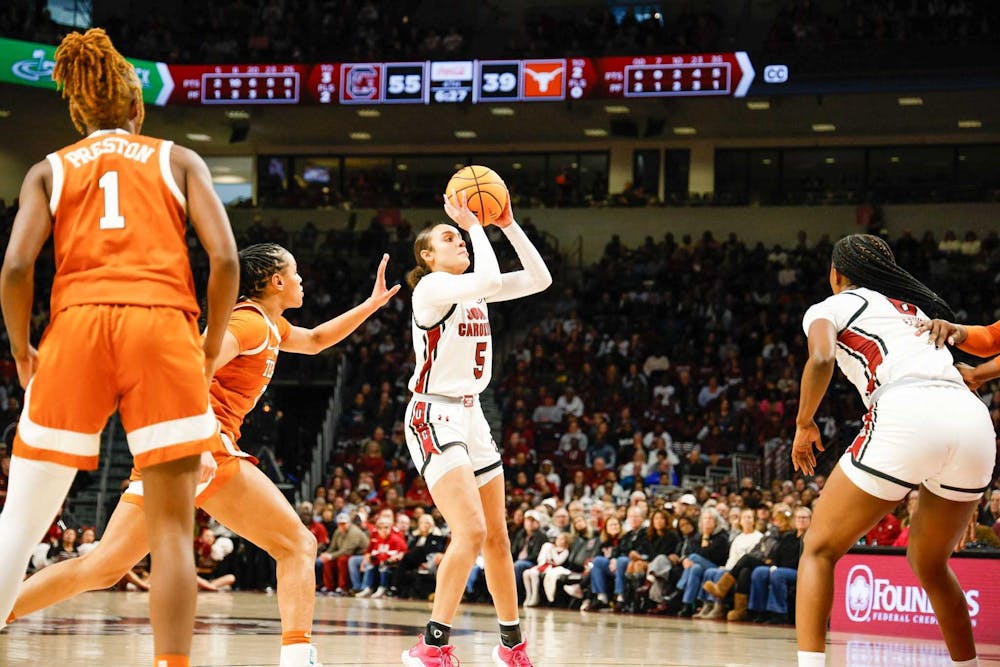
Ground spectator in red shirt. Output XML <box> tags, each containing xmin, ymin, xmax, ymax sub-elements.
<box><xmin>297</xmin><ymin>501</ymin><xmax>329</xmax><ymax>551</ymax></box>
<box><xmin>356</xmin><ymin>516</ymin><xmax>408</xmax><ymax>598</ymax></box>
<box><xmin>405</xmin><ymin>476</ymin><xmax>433</xmax><ymax>509</ymax></box>
<box><xmin>865</xmin><ymin>512</ymin><xmax>901</xmax><ymax>547</ymax></box>
<box><xmin>357</xmin><ymin>440</ymin><xmax>387</xmax><ymax>478</ymax></box>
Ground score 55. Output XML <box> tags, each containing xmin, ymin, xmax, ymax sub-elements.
<box><xmin>384</xmin><ymin>63</ymin><xmax>426</xmax><ymax>103</ymax></box>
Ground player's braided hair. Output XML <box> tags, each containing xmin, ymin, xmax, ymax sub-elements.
<box><xmin>831</xmin><ymin>234</ymin><xmax>954</xmax><ymax>320</ymax></box>
<box><xmin>53</xmin><ymin>28</ymin><xmax>144</xmax><ymax>135</ymax></box>
<box><xmin>238</xmin><ymin>243</ymin><xmax>289</xmax><ymax>300</ymax></box>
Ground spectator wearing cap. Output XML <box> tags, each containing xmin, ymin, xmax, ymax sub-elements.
<box><xmin>318</xmin><ymin>512</ymin><xmax>370</xmax><ymax>594</ymax></box>
<box><xmin>556</xmin><ymin>386</ymin><xmax>584</xmax><ymax>418</ymax></box>
<box><xmin>539</xmin><ymin>459</ymin><xmax>561</xmax><ymax>491</ymax></box>
<box><xmin>511</xmin><ymin>509</ymin><xmax>550</xmax><ymax>602</ymax></box>
<box><xmin>677</xmin><ymin>493</ymin><xmax>702</xmax><ymax>521</ymax></box>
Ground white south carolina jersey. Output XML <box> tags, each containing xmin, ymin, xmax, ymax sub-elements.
<box><xmin>802</xmin><ymin>287</ymin><xmax>964</xmax><ymax>408</ymax></box>
<box><xmin>409</xmin><ymin>298</ymin><xmax>492</xmax><ymax>397</ymax></box>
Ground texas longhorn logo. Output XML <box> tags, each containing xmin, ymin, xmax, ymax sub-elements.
<box><xmin>522</xmin><ymin>60</ymin><xmax>565</xmax><ymax>98</ymax></box>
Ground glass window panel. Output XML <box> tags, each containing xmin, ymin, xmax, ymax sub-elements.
<box><xmin>868</xmin><ymin>146</ymin><xmax>953</xmax><ymax>203</ymax></box>
<box><xmin>394</xmin><ymin>155</ymin><xmax>467</xmax><ymax>207</ymax></box>
<box><xmin>664</xmin><ymin>149</ymin><xmax>690</xmax><ymax>202</ymax></box>
<box><xmin>472</xmin><ymin>154</ymin><xmax>547</xmax><ymax>207</ymax></box>
<box><xmin>343</xmin><ymin>157</ymin><xmax>393</xmax><ymax>208</ymax></box>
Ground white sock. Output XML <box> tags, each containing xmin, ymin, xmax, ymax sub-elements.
<box><xmin>597</xmin><ymin>593</ymin><xmax>608</xmax><ymax>603</ymax></box>
<box><xmin>797</xmin><ymin>650</ymin><xmax>826</xmax><ymax>667</ymax></box>
<box><xmin>0</xmin><ymin>456</ymin><xmax>77</xmax><ymax>622</ymax></box>
<box><xmin>279</xmin><ymin>642</ymin><xmax>317</xmax><ymax>667</ymax></box>
<box><xmin>952</xmin><ymin>659</ymin><xmax>979</xmax><ymax>667</ymax></box>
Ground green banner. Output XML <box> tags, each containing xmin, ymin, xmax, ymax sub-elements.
<box><xmin>0</xmin><ymin>37</ymin><xmax>172</xmax><ymax>106</ymax></box>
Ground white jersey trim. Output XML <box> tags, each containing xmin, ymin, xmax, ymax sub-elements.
<box><xmin>45</xmin><ymin>153</ymin><xmax>64</xmax><ymax>217</ymax></box>
<box><xmin>159</xmin><ymin>140</ymin><xmax>187</xmax><ymax>212</ymax></box>
<box><xmin>234</xmin><ymin>302</ymin><xmax>282</xmax><ymax>356</ymax></box>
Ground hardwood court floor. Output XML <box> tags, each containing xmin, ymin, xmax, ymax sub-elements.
<box><xmin>2</xmin><ymin>591</ymin><xmax>998</xmax><ymax>666</ymax></box>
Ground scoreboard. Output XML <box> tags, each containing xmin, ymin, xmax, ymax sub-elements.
<box><xmin>168</xmin><ymin>64</ymin><xmax>308</xmax><ymax>104</ymax></box>
<box><xmin>0</xmin><ymin>37</ymin><xmax>760</xmax><ymax>107</ymax></box>
<box><xmin>304</xmin><ymin>52</ymin><xmax>753</xmax><ymax>106</ymax></box>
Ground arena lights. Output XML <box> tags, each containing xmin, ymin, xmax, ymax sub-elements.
<box><xmin>811</xmin><ymin>123</ymin><xmax>836</xmax><ymax>132</ymax></box>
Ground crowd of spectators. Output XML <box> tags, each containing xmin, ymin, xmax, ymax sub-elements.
<box><xmin>2</xmin><ymin>183</ymin><xmax>1000</xmax><ymax>617</ymax></box>
<box><xmin>517</xmin><ymin>6</ymin><xmax>723</xmax><ymax>58</ymax></box>
<box><xmin>767</xmin><ymin>0</ymin><xmax>998</xmax><ymax>51</ymax></box>
<box><xmin>1</xmin><ymin>0</ymin><xmax>469</xmax><ymax>64</ymax></box>
<box><xmin>290</xmin><ymin>223</ymin><xmax>1000</xmax><ymax>618</ymax></box>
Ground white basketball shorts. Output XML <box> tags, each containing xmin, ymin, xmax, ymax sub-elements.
<box><xmin>404</xmin><ymin>393</ymin><xmax>504</xmax><ymax>491</ymax></box>
<box><xmin>841</xmin><ymin>382</ymin><xmax>996</xmax><ymax>502</ymax></box>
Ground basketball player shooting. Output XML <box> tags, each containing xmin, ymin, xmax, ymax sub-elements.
<box><xmin>400</xmin><ymin>191</ymin><xmax>551</xmax><ymax>667</ymax></box>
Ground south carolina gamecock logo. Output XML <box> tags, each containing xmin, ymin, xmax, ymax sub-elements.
<box><xmin>846</xmin><ymin>564</ymin><xmax>874</xmax><ymax>622</ymax></box>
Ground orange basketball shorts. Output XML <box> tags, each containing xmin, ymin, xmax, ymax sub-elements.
<box><xmin>13</xmin><ymin>304</ymin><xmax>216</xmax><ymax>470</ymax></box>
<box><xmin>122</xmin><ymin>431</ymin><xmax>258</xmax><ymax>507</ymax></box>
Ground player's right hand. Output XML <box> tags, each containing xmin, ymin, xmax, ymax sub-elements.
<box><xmin>443</xmin><ymin>190</ymin><xmax>481</xmax><ymax>231</ymax></box>
<box><xmin>916</xmin><ymin>318</ymin><xmax>966</xmax><ymax>348</ymax></box>
<box><xmin>956</xmin><ymin>363</ymin><xmax>984</xmax><ymax>392</ymax></box>
<box><xmin>199</xmin><ymin>449</ymin><xmax>218</xmax><ymax>484</ymax></box>
<box><xmin>203</xmin><ymin>353</ymin><xmax>219</xmax><ymax>384</ymax></box>
<box><xmin>13</xmin><ymin>345</ymin><xmax>38</xmax><ymax>389</ymax></box>
<box><xmin>791</xmin><ymin>419</ymin><xmax>824</xmax><ymax>476</ymax></box>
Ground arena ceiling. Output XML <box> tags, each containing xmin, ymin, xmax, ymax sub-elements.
<box><xmin>2</xmin><ymin>85</ymin><xmax>999</xmax><ymax>159</ymax></box>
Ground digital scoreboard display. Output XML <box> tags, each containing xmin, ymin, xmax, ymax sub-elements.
<box><xmin>167</xmin><ymin>64</ymin><xmax>307</xmax><ymax>105</ymax></box>
<box><xmin>169</xmin><ymin>53</ymin><xmax>753</xmax><ymax>106</ymax></box>
<box><xmin>0</xmin><ymin>38</ymin><xmax>765</xmax><ymax>107</ymax></box>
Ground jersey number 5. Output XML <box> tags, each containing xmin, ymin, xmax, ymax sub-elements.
<box><xmin>473</xmin><ymin>341</ymin><xmax>487</xmax><ymax>379</ymax></box>
<box><xmin>98</xmin><ymin>171</ymin><xmax>126</xmax><ymax>230</ymax></box>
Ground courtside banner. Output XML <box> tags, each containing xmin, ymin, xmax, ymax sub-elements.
<box><xmin>0</xmin><ymin>37</ymin><xmax>172</xmax><ymax>105</ymax></box>
<box><xmin>832</xmin><ymin>552</ymin><xmax>1000</xmax><ymax>643</ymax></box>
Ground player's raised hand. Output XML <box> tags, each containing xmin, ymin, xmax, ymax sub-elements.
<box><xmin>791</xmin><ymin>419</ymin><xmax>824</xmax><ymax>476</ymax></box>
<box><xmin>443</xmin><ymin>190</ymin><xmax>481</xmax><ymax>231</ymax></box>
<box><xmin>916</xmin><ymin>318</ymin><xmax>966</xmax><ymax>348</ymax></box>
<box><xmin>493</xmin><ymin>195</ymin><xmax>515</xmax><ymax>229</ymax></box>
<box><xmin>368</xmin><ymin>253</ymin><xmax>401</xmax><ymax>309</ymax></box>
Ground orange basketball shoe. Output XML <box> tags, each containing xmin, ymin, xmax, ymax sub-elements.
<box><xmin>401</xmin><ymin>635</ymin><xmax>459</xmax><ymax>666</ymax></box>
<box><xmin>491</xmin><ymin>640</ymin><xmax>534</xmax><ymax>666</ymax></box>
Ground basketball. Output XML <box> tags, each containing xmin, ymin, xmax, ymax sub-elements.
<box><xmin>445</xmin><ymin>165</ymin><xmax>509</xmax><ymax>224</ymax></box>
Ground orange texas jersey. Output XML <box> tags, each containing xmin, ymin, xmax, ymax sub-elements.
<box><xmin>210</xmin><ymin>302</ymin><xmax>291</xmax><ymax>444</ymax></box>
<box><xmin>46</xmin><ymin>129</ymin><xmax>197</xmax><ymax>316</ymax></box>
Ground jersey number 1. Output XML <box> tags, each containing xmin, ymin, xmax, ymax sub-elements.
<box><xmin>98</xmin><ymin>171</ymin><xmax>126</xmax><ymax>230</ymax></box>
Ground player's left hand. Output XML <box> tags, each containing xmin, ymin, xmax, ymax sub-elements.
<box><xmin>915</xmin><ymin>318</ymin><xmax>966</xmax><ymax>348</ymax></box>
<box><xmin>791</xmin><ymin>420</ymin><xmax>824</xmax><ymax>476</ymax></box>
<box><xmin>492</xmin><ymin>197</ymin><xmax>515</xmax><ymax>229</ymax></box>
<box><xmin>368</xmin><ymin>253</ymin><xmax>401</xmax><ymax>308</ymax></box>
<box><xmin>13</xmin><ymin>345</ymin><xmax>38</xmax><ymax>389</ymax></box>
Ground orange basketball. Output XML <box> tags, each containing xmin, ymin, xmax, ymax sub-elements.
<box><xmin>445</xmin><ymin>165</ymin><xmax>509</xmax><ymax>224</ymax></box>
